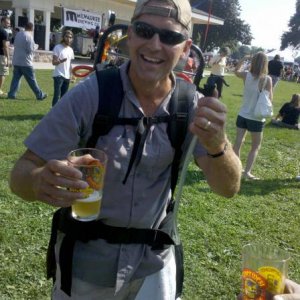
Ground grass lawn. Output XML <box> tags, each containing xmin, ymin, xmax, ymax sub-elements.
<box><xmin>0</xmin><ymin>69</ymin><xmax>299</xmax><ymax>299</ymax></box>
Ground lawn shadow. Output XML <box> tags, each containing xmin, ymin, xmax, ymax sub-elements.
<box><xmin>184</xmin><ymin>169</ymin><xmax>299</xmax><ymax>196</ymax></box>
<box><xmin>0</xmin><ymin>114</ymin><xmax>44</xmax><ymax>121</ymax></box>
<box><xmin>264</xmin><ymin>121</ymin><xmax>300</xmax><ymax>131</ymax></box>
<box><xmin>239</xmin><ymin>177</ymin><xmax>299</xmax><ymax>196</ymax></box>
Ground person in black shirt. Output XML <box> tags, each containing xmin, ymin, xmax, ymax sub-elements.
<box><xmin>268</xmin><ymin>54</ymin><xmax>284</xmax><ymax>88</ymax></box>
<box><xmin>271</xmin><ymin>94</ymin><xmax>300</xmax><ymax>129</ymax></box>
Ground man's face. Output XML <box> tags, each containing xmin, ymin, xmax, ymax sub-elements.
<box><xmin>63</xmin><ymin>34</ymin><xmax>73</xmax><ymax>46</ymax></box>
<box><xmin>127</xmin><ymin>13</ymin><xmax>192</xmax><ymax>83</ymax></box>
<box><xmin>2</xmin><ymin>18</ymin><xmax>10</xmax><ymax>28</ymax></box>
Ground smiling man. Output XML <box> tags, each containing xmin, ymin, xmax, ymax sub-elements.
<box><xmin>9</xmin><ymin>0</ymin><xmax>242</xmax><ymax>299</ymax></box>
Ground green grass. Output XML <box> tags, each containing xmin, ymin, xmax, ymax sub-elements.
<box><xmin>0</xmin><ymin>69</ymin><xmax>299</xmax><ymax>299</ymax></box>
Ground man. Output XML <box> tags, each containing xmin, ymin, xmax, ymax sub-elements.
<box><xmin>9</xmin><ymin>0</ymin><xmax>242</xmax><ymax>299</ymax></box>
<box><xmin>51</xmin><ymin>29</ymin><xmax>74</xmax><ymax>106</ymax></box>
<box><xmin>206</xmin><ymin>46</ymin><xmax>231</xmax><ymax>98</ymax></box>
<box><xmin>0</xmin><ymin>16</ymin><xmax>11</xmax><ymax>96</ymax></box>
<box><xmin>7</xmin><ymin>22</ymin><xmax>47</xmax><ymax>100</ymax></box>
<box><xmin>268</xmin><ymin>54</ymin><xmax>284</xmax><ymax>88</ymax></box>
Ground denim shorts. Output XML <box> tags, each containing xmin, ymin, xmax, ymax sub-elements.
<box><xmin>236</xmin><ymin>115</ymin><xmax>265</xmax><ymax>132</ymax></box>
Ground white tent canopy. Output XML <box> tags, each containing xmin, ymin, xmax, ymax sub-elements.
<box><xmin>266</xmin><ymin>48</ymin><xmax>299</xmax><ymax>63</ymax></box>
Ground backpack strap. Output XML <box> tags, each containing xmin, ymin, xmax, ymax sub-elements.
<box><xmin>86</xmin><ymin>67</ymin><xmax>124</xmax><ymax>148</ymax></box>
<box><xmin>168</xmin><ymin>78</ymin><xmax>196</xmax><ymax>198</ymax></box>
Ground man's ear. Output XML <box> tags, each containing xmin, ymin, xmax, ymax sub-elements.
<box><xmin>181</xmin><ymin>39</ymin><xmax>192</xmax><ymax>59</ymax></box>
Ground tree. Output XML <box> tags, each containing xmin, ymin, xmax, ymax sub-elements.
<box><xmin>231</xmin><ymin>45</ymin><xmax>264</xmax><ymax>60</ymax></box>
<box><xmin>280</xmin><ymin>0</ymin><xmax>300</xmax><ymax>50</ymax></box>
<box><xmin>191</xmin><ymin>0</ymin><xmax>252</xmax><ymax>52</ymax></box>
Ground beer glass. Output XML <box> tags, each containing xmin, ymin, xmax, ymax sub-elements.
<box><xmin>242</xmin><ymin>243</ymin><xmax>290</xmax><ymax>300</ymax></box>
<box><xmin>67</xmin><ymin>148</ymin><xmax>107</xmax><ymax>221</ymax></box>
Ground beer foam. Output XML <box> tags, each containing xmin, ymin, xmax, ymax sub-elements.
<box><xmin>76</xmin><ymin>190</ymin><xmax>102</xmax><ymax>203</ymax></box>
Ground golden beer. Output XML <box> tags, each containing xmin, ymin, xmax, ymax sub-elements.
<box><xmin>72</xmin><ymin>190</ymin><xmax>102</xmax><ymax>221</ymax></box>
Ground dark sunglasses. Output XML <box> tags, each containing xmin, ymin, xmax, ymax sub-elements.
<box><xmin>132</xmin><ymin>21</ymin><xmax>187</xmax><ymax>46</ymax></box>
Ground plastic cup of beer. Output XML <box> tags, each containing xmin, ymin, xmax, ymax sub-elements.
<box><xmin>67</xmin><ymin>148</ymin><xmax>107</xmax><ymax>222</ymax></box>
<box><xmin>241</xmin><ymin>243</ymin><xmax>290</xmax><ymax>300</ymax></box>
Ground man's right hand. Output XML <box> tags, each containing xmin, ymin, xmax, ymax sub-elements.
<box><xmin>32</xmin><ymin>159</ymin><xmax>88</xmax><ymax>207</ymax></box>
<box><xmin>9</xmin><ymin>150</ymin><xmax>88</xmax><ymax>207</ymax></box>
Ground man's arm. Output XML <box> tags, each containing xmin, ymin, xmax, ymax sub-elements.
<box><xmin>2</xmin><ymin>40</ymin><xmax>9</xmax><ymax>66</ymax></box>
<box><xmin>195</xmin><ymin>143</ymin><xmax>241</xmax><ymax>198</ymax></box>
<box><xmin>190</xmin><ymin>97</ymin><xmax>242</xmax><ymax>198</ymax></box>
<box><xmin>9</xmin><ymin>149</ymin><xmax>88</xmax><ymax>207</ymax></box>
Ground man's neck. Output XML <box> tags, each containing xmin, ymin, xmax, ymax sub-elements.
<box><xmin>128</xmin><ymin>67</ymin><xmax>173</xmax><ymax>116</ymax></box>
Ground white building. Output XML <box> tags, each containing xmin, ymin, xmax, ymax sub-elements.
<box><xmin>0</xmin><ymin>0</ymin><xmax>224</xmax><ymax>51</ymax></box>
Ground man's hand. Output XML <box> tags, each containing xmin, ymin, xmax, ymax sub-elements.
<box><xmin>190</xmin><ymin>95</ymin><xmax>242</xmax><ymax>198</ymax></box>
<box><xmin>9</xmin><ymin>150</ymin><xmax>89</xmax><ymax>207</ymax></box>
<box><xmin>31</xmin><ymin>159</ymin><xmax>88</xmax><ymax>207</ymax></box>
<box><xmin>189</xmin><ymin>96</ymin><xmax>227</xmax><ymax>155</ymax></box>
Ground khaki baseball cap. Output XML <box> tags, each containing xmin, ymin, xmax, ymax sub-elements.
<box><xmin>132</xmin><ymin>0</ymin><xmax>192</xmax><ymax>31</ymax></box>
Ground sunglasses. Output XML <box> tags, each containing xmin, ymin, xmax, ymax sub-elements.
<box><xmin>132</xmin><ymin>21</ymin><xmax>187</xmax><ymax>46</ymax></box>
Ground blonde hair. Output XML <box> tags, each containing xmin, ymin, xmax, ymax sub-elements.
<box><xmin>290</xmin><ymin>94</ymin><xmax>300</xmax><ymax>107</ymax></box>
<box><xmin>249</xmin><ymin>52</ymin><xmax>268</xmax><ymax>78</ymax></box>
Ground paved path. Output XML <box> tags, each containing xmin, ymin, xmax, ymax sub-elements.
<box><xmin>33</xmin><ymin>58</ymin><xmax>94</xmax><ymax>70</ymax></box>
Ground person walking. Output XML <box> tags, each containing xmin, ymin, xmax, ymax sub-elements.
<box><xmin>51</xmin><ymin>30</ymin><xmax>74</xmax><ymax>106</ymax></box>
<box><xmin>233</xmin><ymin>52</ymin><xmax>273</xmax><ymax>180</ymax></box>
<box><xmin>0</xmin><ymin>16</ymin><xmax>11</xmax><ymax>97</ymax></box>
<box><xmin>7</xmin><ymin>22</ymin><xmax>47</xmax><ymax>100</ymax></box>
<box><xmin>9</xmin><ymin>0</ymin><xmax>242</xmax><ymax>299</ymax></box>
<box><xmin>206</xmin><ymin>46</ymin><xmax>231</xmax><ymax>98</ymax></box>
<box><xmin>268</xmin><ymin>54</ymin><xmax>284</xmax><ymax>89</ymax></box>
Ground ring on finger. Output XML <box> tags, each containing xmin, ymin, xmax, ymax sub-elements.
<box><xmin>204</xmin><ymin>120</ymin><xmax>211</xmax><ymax>130</ymax></box>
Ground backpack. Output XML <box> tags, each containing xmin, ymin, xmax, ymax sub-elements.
<box><xmin>87</xmin><ymin>67</ymin><xmax>196</xmax><ymax>193</ymax></box>
<box><xmin>46</xmin><ymin>67</ymin><xmax>196</xmax><ymax>297</ymax></box>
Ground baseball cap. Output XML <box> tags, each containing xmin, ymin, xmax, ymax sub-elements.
<box><xmin>132</xmin><ymin>0</ymin><xmax>192</xmax><ymax>32</ymax></box>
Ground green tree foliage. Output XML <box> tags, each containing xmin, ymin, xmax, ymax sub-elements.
<box><xmin>231</xmin><ymin>45</ymin><xmax>265</xmax><ymax>60</ymax></box>
<box><xmin>280</xmin><ymin>0</ymin><xmax>300</xmax><ymax>50</ymax></box>
<box><xmin>191</xmin><ymin>0</ymin><xmax>252</xmax><ymax>51</ymax></box>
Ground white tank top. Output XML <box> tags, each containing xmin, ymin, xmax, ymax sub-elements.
<box><xmin>239</xmin><ymin>72</ymin><xmax>265</xmax><ymax>122</ymax></box>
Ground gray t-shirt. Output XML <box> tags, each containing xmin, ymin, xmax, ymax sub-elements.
<box><xmin>12</xmin><ymin>30</ymin><xmax>35</xmax><ymax>67</ymax></box>
<box><xmin>25</xmin><ymin>61</ymin><xmax>206</xmax><ymax>292</ymax></box>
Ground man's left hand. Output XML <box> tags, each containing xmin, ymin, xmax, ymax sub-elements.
<box><xmin>190</xmin><ymin>96</ymin><xmax>228</xmax><ymax>154</ymax></box>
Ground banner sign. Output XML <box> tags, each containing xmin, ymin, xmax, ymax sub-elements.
<box><xmin>62</xmin><ymin>8</ymin><xmax>101</xmax><ymax>30</ymax></box>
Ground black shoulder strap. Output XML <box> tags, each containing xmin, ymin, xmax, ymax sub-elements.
<box><xmin>86</xmin><ymin>67</ymin><xmax>124</xmax><ymax>148</ymax></box>
<box><xmin>168</xmin><ymin>78</ymin><xmax>196</xmax><ymax>197</ymax></box>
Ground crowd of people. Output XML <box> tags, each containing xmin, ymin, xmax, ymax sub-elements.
<box><xmin>0</xmin><ymin>16</ymin><xmax>74</xmax><ymax>105</ymax></box>
<box><xmin>204</xmin><ymin>49</ymin><xmax>299</xmax><ymax>184</ymax></box>
<box><xmin>1</xmin><ymin>0</ymin><xmax>299</xmax><ymax>299</ymax></box>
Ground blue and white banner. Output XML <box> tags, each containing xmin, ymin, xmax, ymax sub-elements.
<box><xmin>62</xmin><ymin>8</ymin><xmax>101</xmax><ymax>30</ymax></box>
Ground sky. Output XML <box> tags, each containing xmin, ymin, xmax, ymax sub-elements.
<box><xmin>238</xmin><ymin>0</ymin><xmax>296</xmax><ymax>50</ymax></box>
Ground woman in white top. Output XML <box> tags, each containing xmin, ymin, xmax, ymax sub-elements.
<box><xmin>234</xmin><ymin>52</ymin><xmax>273</xmax><ymax>180</ymax></box>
